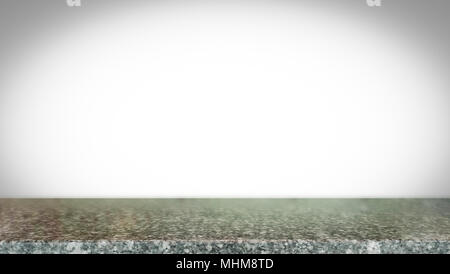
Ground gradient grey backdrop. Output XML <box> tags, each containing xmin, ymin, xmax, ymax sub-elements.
<box><xmin>0</xmin><ymin>0</ymin><xmax>449</xmax><ymax>197</ymax></box>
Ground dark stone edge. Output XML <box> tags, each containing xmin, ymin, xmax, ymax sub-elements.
<box><xmin>0</xmin><ymin>240</ymin><xmax>448</xmax><ymax>254</ymax></box>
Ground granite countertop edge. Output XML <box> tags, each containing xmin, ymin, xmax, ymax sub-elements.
<box><xmin>1</xmin><ymin>240</ymin><xmax>449</xmax><ymax>254</ymax></box>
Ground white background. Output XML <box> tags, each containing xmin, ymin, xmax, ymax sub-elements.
<box><xmin>0</xmin><ymin>1</ymin><xmax>449</xmax><ymax>197</ymax></box>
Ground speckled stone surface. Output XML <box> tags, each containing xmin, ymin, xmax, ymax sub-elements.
<box><xmin>0</xmin><ymin>199</ymin><xmax>449</xmax><ymax>254</ymax></box>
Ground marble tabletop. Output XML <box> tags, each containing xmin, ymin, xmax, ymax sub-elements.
<box><xmin>0</xmin><ymin>199</ymin><xmax>449</xmax><ymax>254</ymax></box>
